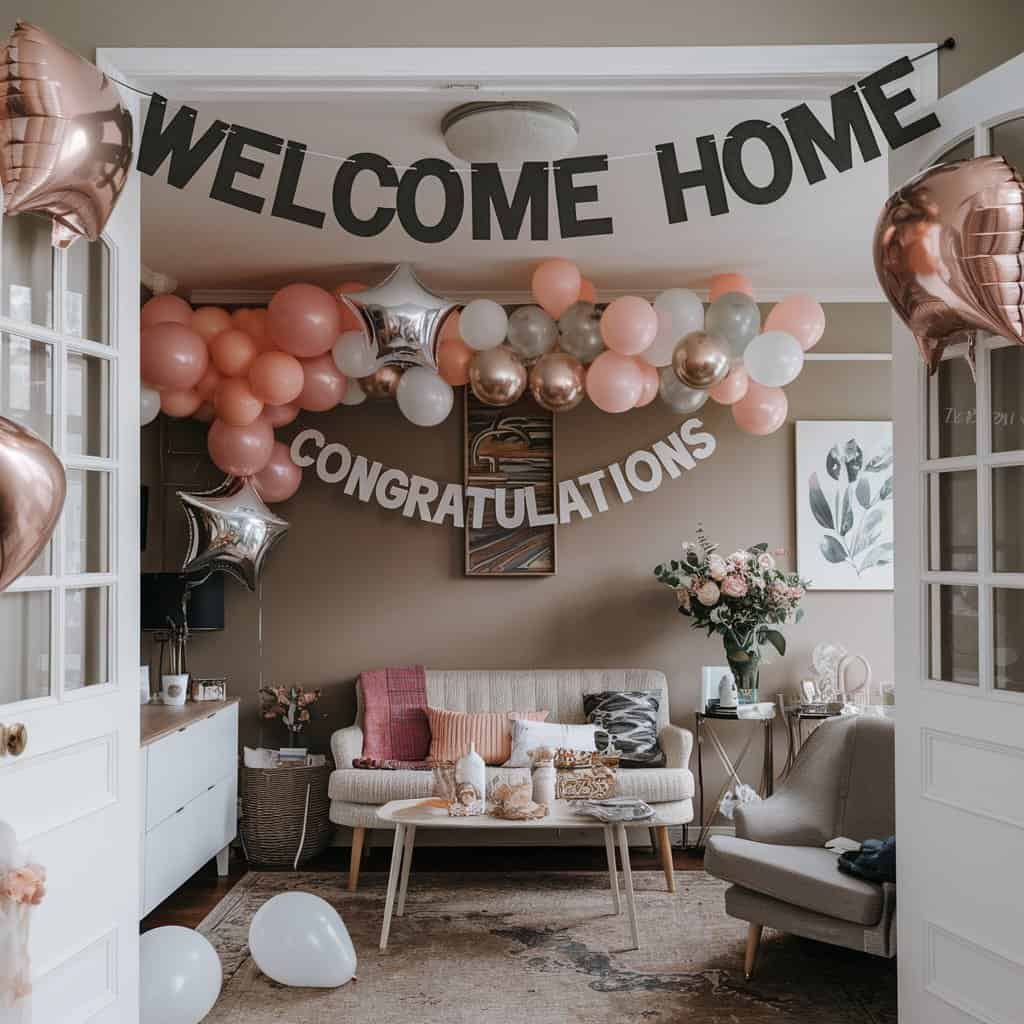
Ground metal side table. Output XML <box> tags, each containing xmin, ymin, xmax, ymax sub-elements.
<box><xmin>693</xmin><ymin>709</ymin><xmax>774</xmax><ymax>850</ymax></box>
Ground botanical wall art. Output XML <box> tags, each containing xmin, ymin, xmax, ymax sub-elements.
<box><xmin>795</xmin><ymin>421</ymin><xmax>894</xmax><ymax>591</ymax></box>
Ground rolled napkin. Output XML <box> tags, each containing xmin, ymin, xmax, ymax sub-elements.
<box><xmin>570</xmin><ymin>797</ymin><xmax>654</xmax><ymax>822</ymax></box>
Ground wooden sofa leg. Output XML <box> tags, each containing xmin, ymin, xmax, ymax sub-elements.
<box><xmin>744</xmin><ymin>924</ymin><xmax>763</xmax><ymax>980</ymax></box>
<box><xmin>348</xmin><ymin>827</ymin><xmax>366</xmax><ymax>892</ymax></box>
<box><xmin>655</xmin><ymin>826</ymin><xmax>676</xmax><ymax>893</ymax></box>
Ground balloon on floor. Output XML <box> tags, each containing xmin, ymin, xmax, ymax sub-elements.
<box><xmin>140</xmin><ymin>926</ymin><xmax>222</xmax><ymax>1024</ymax></box>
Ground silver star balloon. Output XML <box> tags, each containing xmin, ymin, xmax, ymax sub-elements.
<box><xmin>179</xmin><ymin>477</ymin><xmax>289</xmax><ymax>592</ymax></box>
<box><xmin>339</xmin><ymin>264</ymin><xmax>457</xmax><ymax>372</ymax></box>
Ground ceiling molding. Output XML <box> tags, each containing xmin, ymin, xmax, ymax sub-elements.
<box><xmin>100</xmin><ymin>43</ymin><xmax>936</xmax><ymax>102</ymax></box>
<box><xmin>188</xmin><ymin>286</ymin><xmax>886</xmax><ymax>306</ymax></box>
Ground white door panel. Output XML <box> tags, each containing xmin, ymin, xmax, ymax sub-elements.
<box><xmin>890</xmin><ymin>51</ymin><xmax>1024</xmax><ymax>1024</ymax></box>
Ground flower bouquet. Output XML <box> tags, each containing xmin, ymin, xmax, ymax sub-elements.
<box><xmin>654</xmin><ymin>527</ymin><xmax>809</xmax><ymax>703</ymax></box>
<box><xmin>258</xmin><ymin>684</ymin><xmax>322</xmax><ymax>748</ymax></box>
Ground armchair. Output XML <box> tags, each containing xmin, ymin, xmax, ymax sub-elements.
<box><xmin>704</xmin><ymin>714</ymin><xmax>895</xmax><ymax>977</ymax></box>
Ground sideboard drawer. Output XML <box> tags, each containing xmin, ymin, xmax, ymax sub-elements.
<box><xmin>146</xmin><ymin>703</ymin><xmax>237</xmax><ymax>829</ymax></box>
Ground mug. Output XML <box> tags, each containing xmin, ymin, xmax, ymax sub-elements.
<box><xmin>160</xmin><ymin>673</ymin><xmax>189</xmax><ymax>706</ymax></box>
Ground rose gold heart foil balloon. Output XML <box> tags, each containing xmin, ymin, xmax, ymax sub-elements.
<box><xmin>0</xmin><ymin>416</ymin><xmax>66</xmax><ymax>591</ymax></box>
<box><xmin>0</xmin><ymin>21</ymin><xmax>133</xmax><ymax>248</ymax></box>
<box><xmin>874</xmin><ymin>155</ymin><xmax>1024</xmax><ymax>374</ymax></box>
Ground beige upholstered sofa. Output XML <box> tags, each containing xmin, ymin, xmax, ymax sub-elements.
<box><xmin>704</xmin><ymin>715</ymin><xmax>896</xmax><ymax>978</ymax></box>
<box><xmin>330</xmin><ymin>669</ymin><xmax>694</xmax><ymax>891</ymax></box>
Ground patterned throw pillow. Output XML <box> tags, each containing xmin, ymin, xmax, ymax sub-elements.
<box><xmin>583</xmin><ymin>691</ymin><xmax>665</xmax><ymax>768</ymax></box>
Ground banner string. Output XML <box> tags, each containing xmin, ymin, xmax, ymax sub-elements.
<box><xmin>107</xmin><ymin>37</ymin><xmax>954</xmax><ymax>178</ymax></box>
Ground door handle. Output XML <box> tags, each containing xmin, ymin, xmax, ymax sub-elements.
<box><xmin>1</xmin><ymin>723</ymin><xmax>28</xmax><ymax>757</ymax></box>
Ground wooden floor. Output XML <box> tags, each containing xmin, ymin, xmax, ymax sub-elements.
<box><xmin>141</xmin><ymin>841</ymin><xmax>708</xmax><ymax>932</ymax></box>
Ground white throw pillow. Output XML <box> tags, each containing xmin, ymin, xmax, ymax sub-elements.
<box><xmin>503</xmin><ymin>720</ymin><xmax>598</xmax><ymax>767</ymax></box>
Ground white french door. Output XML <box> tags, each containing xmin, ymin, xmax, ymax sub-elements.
<box><xmin>0</xmin><ymin>93</ymin><xmax>141</xmax><ymax>1019</ymax></box>
<box><xmin>891</xmin><ymin>53</ymin><xmax>1024</xmax><ymax>1024</ymax></box>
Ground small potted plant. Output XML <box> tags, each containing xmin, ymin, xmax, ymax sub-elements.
<box><xmin>655</xmin><ymin>526</ymin><xmax>809</xmax><ymax>704</ymax></box>
<box><xmin>258</xmin><ymin>685</ymin><xmax>322</xmax><ymax>750</ymax></box>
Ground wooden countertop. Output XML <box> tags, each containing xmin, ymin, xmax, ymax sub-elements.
<box><xmin>140</xmin><ymin>698</ymin><xmax>240</xmax><ymax>747</ymax></box>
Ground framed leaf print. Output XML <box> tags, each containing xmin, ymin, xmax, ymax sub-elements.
<box><xmin>796</xmin><ymin>421</ymin><xmax>893</xmax><ymax>591</ymax></box>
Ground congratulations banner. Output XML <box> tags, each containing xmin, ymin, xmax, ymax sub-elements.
<box><xmin>290</xmin><ymin>417</ymin><xmax>716</xmax><ymax>527</ymax></box>
<box><xmin>136</xmin><ymin>56</ymin><xmax>939</xmax><ymax>244</ymax></box>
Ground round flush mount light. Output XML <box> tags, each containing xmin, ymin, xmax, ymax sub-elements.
<box><xmin>441</xmin><ymin>101</ymin><xmax>579</xmax><ymax>164</ymax></box>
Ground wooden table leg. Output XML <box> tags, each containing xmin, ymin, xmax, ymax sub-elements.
<box><xmin>615</xmin><ymin>824</ymin><xmax>640</xmax><ymax>950</ymax></box>
<box><xmin>379</xmin><ymin>823</ymin><xmax>405</xmax><ymax>951</ymax></box>
<box><xmin>604</xmin><ymin>825</ymin><xmax>621</xmax><ymax>914</ymax></box>
<box><xmin>396</xmin><ymin>825</ymin><xmax>416</xmax><ymax>917</ymax></box>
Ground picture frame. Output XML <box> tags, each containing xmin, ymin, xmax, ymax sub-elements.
<box><xmin>795</xmin><ymin>420</ymin><xmax>894</xmax><ymax>591</ymax></box>
<box><xmin>189</xmin><ymin>677</ymin><xmax>227</xmax><ymax>702</ymax></box>
<box><xmin>464</xmin><ymin>391</ymin><xmax>556</xmax><ymax>576</ymax></box>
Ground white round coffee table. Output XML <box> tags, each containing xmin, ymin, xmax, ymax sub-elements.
<box><xmin>376</xmin><ymin>798</ymin><xmax>664</xmax><ymax>951</ymax></box>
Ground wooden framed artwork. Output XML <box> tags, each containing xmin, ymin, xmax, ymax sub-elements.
<box><xmin>464</xmin><ymin>392</ymin><xmax>556</xmax><ymax>575</ymax></box>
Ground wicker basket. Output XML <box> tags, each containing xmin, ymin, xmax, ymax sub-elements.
<box><xmin>240</xmin><ymin>763</ymin><xmax>333</xmax><ymax>868</ymax></box>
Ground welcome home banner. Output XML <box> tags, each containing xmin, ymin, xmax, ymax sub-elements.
<box><xmin>136</xmin><ymin>56</ymin><xmax>939</xmax><ymax>243</ymax></box>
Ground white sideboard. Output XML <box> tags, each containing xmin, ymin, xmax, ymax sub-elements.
<box><xmin>139</xmin><ymin>699</ymin><xmax>239</xmax><ymax>918</ymax></box>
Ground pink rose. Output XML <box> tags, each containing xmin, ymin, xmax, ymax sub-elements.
<box><xmin>757</xmin><ymin>552</ymin><xmax>776</xmax><ymax>571</ymax></box>
<box><xmin>789</xmin><ymin>586</ymin><xmax>805</xmax><ymax>600</ymax></box>
<box><xmin>695</xmin><ymin>580</ymin><xmax>720</xmax><ymax>606</ymax></box>
<box><xmin>721</xmin><ymin>575</ymin><xmax>748</xmax><ymax>598</ymax></box>
<box><xmin>708</xmin><ymin>555</ymin><xmax>727</xmax><ymax>581</ymax></box>
<box><xmin>771</xmin><ymin>581</ymin><xmax>789</xmax><ymax>600</ymax></box>
<box><xmin>1</xmin><ymin>864</ymin><xmax>46</xmax><ymax>906</ymax></box>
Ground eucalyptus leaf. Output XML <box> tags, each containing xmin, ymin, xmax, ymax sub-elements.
<box><xmin>826</xmin><ymin>445</ymin><xmax>841</xmax><ymax>480</ymax></box>
<box><xmin>865</xmin><ymin>447</ymin><xmax>893</xmax><ymax>473</ymax></box>
<box><xmin>764</xmin><ymin>629</ymin><xmax>787</xmax><ymax>657</ymax></box>
<box><xmin>855</xmin><ymin>476</ymin><xmax>872</xmax><ymax>509</ymax></box>
<box><xmin>820</xmin><ymin>535</ymin><xmax>847</xmax><ymax>563</ymax></box>
<box><xmin>880</xmin><ymin>476</ymin><xmax>893</xmax><ymax>500</ymax></box>
<box><xmin>809</xmin><ymin>473</ymin><xmax>834</xmax><ymax>530</ymax></box>
<box><xmin>840</xmin><ymin>487</ymin><xmax>854</xmax><ymax>535</ymax></box>
<box><xmin>862</xmin><ymin>505</ymin><xmax>886</xmax><ymax>536</ymax></box>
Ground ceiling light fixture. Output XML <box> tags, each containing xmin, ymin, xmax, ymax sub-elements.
<box><xmin>441</xmin><ymin>101</ymin><xmax>579</xmax><ymax>164</ymax></box>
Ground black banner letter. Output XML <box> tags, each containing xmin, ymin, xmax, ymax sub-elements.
<box><xmin>271</xmin><ymin>142</ymin><xmax>326</xmax><ymax>229</ymax></box>
<box><xmin>209</xmin><ymin>125</ymin><xmax>283</xmax><ymax>214</ymax></box>
<box><xmin>332</xmin><ymin>153</ymin><xmax>399</xmax><ymax>237</ymax></box>
<box><xmin>859</xmin><ymin>57</ymin><xmax>941</xmax><ymax>149</ymax></box>
<box><xmin>471</xmin><ymin>162</ymin><xmax>549</xmax><ymax>241</ymax></box>
<box><xmin>553</xmin><ymin>155</ymin><xmax>613</xmax><ymax>238</ymax></box>
<box><xmin>656</xmin><ymin>136</ymin><xmax>729</xmax><ymax>224</ymax></box>
<box><xmin>721</xmin><ymin>120</ymin><xmax>793</xmax><ymax>206</ymax></box>
<box><xmin>397</xmin><ymin>159</ymin><xmax>464</xmax><ymax>243</ymax></box>
<box><xmin>136</xmin><ymin>94</ymin><xmax>227</xmax><ymax>189</ymax></box>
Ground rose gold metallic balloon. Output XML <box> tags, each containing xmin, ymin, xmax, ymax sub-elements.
<box><xmin>468</xmin><ymin>346</ymin><xmax>528</xmax><ymax>407</ymax></box>
<box><xmin>0</xmin><ymin>416</ymin><xmax>66</xmax><ymax>591</ymax></box>
<box><xmin>359</xmin><ymin>365</ymin><xmax>403</xmax><ymax>400</ymax></box>
<box><xmin>528</xmin><ymin>352</ymin><xmax>586</xmax><ymax>412</ymax></box>
<box><xmin>0</xmin><ymin>22</ymin><xmax>133</xmax><ymax>247</ymax></box>
<box><xmin>671</xmin><ymin>331</ymin><xmax>731</xmax><ymax>390</ymax></box>
<box><xmin>874</xmin><ymin>155</ymin><xmax>1024</xmax><ymax>373</ymax></box>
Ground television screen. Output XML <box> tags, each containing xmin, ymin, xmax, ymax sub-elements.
<box><xmin>140</xmin><ymin>572</ymin><xmax>224</xmax><ymax>631</ymax></box>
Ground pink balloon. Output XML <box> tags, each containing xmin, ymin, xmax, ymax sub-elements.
<box><xmin>709</xmin><ymin>366</ymin><xmax>750</xmax><ymax>405</ymax></box>
<box><xmin>600</xmin><ymin>296</ymin><xmax>658</xmax><ymax>356</ymax></box>
<box><xmin>160</xmin><ymin>390</ymin><xmax>202</xmax><ymax>418</ymax></box>
<box><xmin>253</xmin><ymin>442</ymin><xmax>302</xmax><ymax>504</ymax></box>
<box><xmin>765</xmin><ymin>295</ymin><xmax>826</xmax><ymax>351</ymax></box>
<box><xmin>732</xmin><ymin>381</ymin><xmax>788</xmax><ymax>435</ymax></box>
<box><xmin>531</xmin><ymin>259</ymin><xmax>582</xmax><ymax>319</ymax></box>
<box><xmin>195</xmin><ymin>363</ymin><xmax>222</xmax><ymax>401</ymax></box>
<box><xmin>249</xmin><ymin>351</ymin><xmax>304</xmax><ymax>406</ymax></box>
<box><xmin>193</xmin><ymin>401</ymin><xmax>215</xmax><ymax>423</ymax></box>
<box><xmin>268</xmin><ymin>283</ymin><xmax>341</xmax><ymax>358</ymax></box>
<box><xmin>586</xmin><ymin>351</ymin><xmax>643</xmax><ymax>413</ymax></box>
<box><xmin>234</xmin><ymin>308</ymin><xmax>273</xmax><ymax>351</ymax></box>
<box><xmin>634</xmin><ymin>360</ymin><xmax>660</xmax><ymax>407</ymax></box>
<box><xmin>191</xmin><ymin>306</ymin><xmax>232</xmax><ymax>342</ymax></box>
<box><xmin>298</xmin><ymin>354</ymin><xmax>347</xmax><ymax>411</ymax></box>
<box><xmin>207</xmin><ymin>417</ymin><xmax>274</xmax><ymax>477</ymax></box>
<box><xmin>333</xmin><ymin>280</ymin><xmax>368</xmax><ymax>333</ymax></box>
<box><xmin>215</xmin><ymin>377</ymin><xmax>264</xmax><ymax>427</ymax></box>
<box><xmin>438</xmin><ymin>331</ymin><xmax>474</xmax><ymax>387</ymax></box>
<box><xmin>579</xmin><ymin>278</ymin><xmax>597</xmax><ymax>303</ymax></box>
<box><xmin>209</xmin><ymin>328</ymin><xmax>257</xmax><ymax>377</ymax></box>
<box><xmin>141</xmin><ymin>294</ymin><xmax>193</xmax><ymax>328</ymax></box>
<box><xmin>140</xmin><ymin>323</ymin><xmax>208</xmax><ymax>391</ymax></box>
<box><xmin>709</xmin><ymin>273</ymin><xmax>754</xmax><ymax>302</ymax></box>
<box><xmin>262</xmin><ymin>403</ymin><xmax>300</xmax><ymax>428</ymax></box>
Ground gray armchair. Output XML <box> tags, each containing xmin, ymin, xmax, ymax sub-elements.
<box><xmin>704</xmin><ymin>715</ymin><xmax>895</xmax><ymax>978</ymax></box>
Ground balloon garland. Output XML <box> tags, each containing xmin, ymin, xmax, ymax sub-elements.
<box><xmin>140</xmin><ymin>261</ymin><xmax>825</xmax><ymax>505</ymax></box>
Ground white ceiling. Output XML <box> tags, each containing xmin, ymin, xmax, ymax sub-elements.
<box><xmin>132</xmin><ymin>49</ymin><xmax>924</xmax><ymax>302</ymax></box>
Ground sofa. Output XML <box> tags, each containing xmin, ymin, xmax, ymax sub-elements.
<box><xmin>330</xmin><ymin>668</ymin><xmax>694</xmax><ymax>891</ymax></box>
<box><xmin>704</xmin><ymin>715</ymin><xmax>896</xmax><ymax>978</ymax></box>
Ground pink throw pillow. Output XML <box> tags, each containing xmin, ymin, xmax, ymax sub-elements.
<box><xmin>426</xmin><ymin>707</ymin><xmax>549</xmax><ymax>765</ymax></box>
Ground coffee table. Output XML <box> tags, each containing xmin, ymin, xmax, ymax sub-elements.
<box><xmin>376</xmin><ymin>798</ymin><xmax>662</xmax><ymax>951</ymax></box>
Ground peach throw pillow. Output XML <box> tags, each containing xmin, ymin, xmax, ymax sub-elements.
<box><xmin>426</xmin><ymin>707</ymin><xmax>549</xmax><ymax>765</ymax></box>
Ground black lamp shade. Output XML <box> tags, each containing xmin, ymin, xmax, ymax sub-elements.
<box><xmin>141</xmin><ymin>572</ymin><xmax>224</xmax><ymax>631</ymax></box>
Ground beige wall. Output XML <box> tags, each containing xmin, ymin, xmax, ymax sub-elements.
<box><xmin>25</xmin><ymin>0</ymin><xmax>1024</xmax><ymax>94</ymax></box>
<box><xmin>143</xmin><ymin>303</ymin><xmax>894</xmax><ymax>822</ymax></box>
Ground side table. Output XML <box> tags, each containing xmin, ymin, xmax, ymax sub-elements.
<box><xmin>693</xmin><ymin>710</ymin><xmax>774</xmax><ymax>850</ymax></box>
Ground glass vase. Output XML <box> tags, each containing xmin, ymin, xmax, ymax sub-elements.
<box><xmin>726</xmin><ymin>648</ymin><xmax>761</xmax><ymax>705</ymax></box>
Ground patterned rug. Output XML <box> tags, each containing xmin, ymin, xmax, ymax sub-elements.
<box><xmin>199</xmin><ymin>870</ymin><xmax>896</xmax><ymax>1024</ymax></box>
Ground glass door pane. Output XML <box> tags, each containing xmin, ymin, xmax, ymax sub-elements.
<box><xmin>66</xmin><ymin>351</ymin><xmax>110</xmax><ymax>457</ymax></box>
<box><xmin>991</xmin><ymin>117</ymin><xmax>1024</xmax><ymax>175</ymax></box>
<box><xmin>928</xmin><ymin>471</ymin><xmax>978</xmax><ymax>571</ymax></box>
<box><xmin>64</xmin><ymin>587</ymin><xmax>109</xmax><ymax>690</ymax></box>
<box><xmin>994</xmin><ymin>588</ymin><xmax>1024</xmax><ymax>692</ymax></box>
<box><xmin>928</xmin><ymin>355</ymin><xmax>976</xmax><ymax>458</ymax></box>
<box><xmin>0</xmin><ymin>591</ymin><xmax>52</xmax><ymax>704</ymax></box>
<box><xmin>64</xmin><ymin>237</ymin><xmax>110</xmax><ymax>344</ymax></box>
<box><xmin>1</xmin><ymin>213</ymin><xmax>53</xmax><ymax>327</ymax></box>
<box><xmin>929</xmin><ymin>584</ymin><xmax>979</xmax><ymax>685</ymax></box>
<box><xmin>991</xmin><ymin>346</ymin><xmax>1024</xmax><ymax>453</ymax></box>
<box><xmin>65</xmin><ymin>470</ymin><xmax>110</xmax><ymax>574</ymax></box>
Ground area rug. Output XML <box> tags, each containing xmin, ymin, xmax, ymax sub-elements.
<box><xmin>199</xmin><ymin>871</ymin><xmax>895</xmax><ymax>1024</ymax></box>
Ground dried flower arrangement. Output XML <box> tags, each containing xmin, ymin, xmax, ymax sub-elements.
<box><xmin>258</xmin><ymin>684</ymin><xmax>322</xmax><ymax>747</ymax></box>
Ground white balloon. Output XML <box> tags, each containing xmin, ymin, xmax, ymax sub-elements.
<box><xmin>397</xmin><ymin>366</ymin><xmax>454</xmax><ymax>427</ymax></box>
<box><xmin>340</xmin><ymin>379</ymin><xmax>367</xmax><ymax>406</ymax></box>
<box><xmin>332</xmin><ymin>330</ymin><xmax>377</xmax><ymax>378</ymax></box>
<box><xmin>141</xmin><ymin>386</ymin><xmax>161</xmax><ymax>426</ymax></box>
<box><xmin>140</xmin><ymin>926</ymin><xmax>222</xmax><ymax>1024</ymax></box>
<box><xmin>459</xmin><ymin>299</ymin><xmax>508</xmax><ymax>351</ymax></box>
<box><xmin>743</xmin><ymin>330</ymin><xmax>805</xmax><ymax>387</ymax></box>
<box><xmin>645</xmin><ymin>289</ymin><xmax>704</xmax><ymax>367</ymax></box>
<box><xmin>249</xmin><ymin>892</ymin><xmax>357</xmax><ymax>988</ymax></box>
